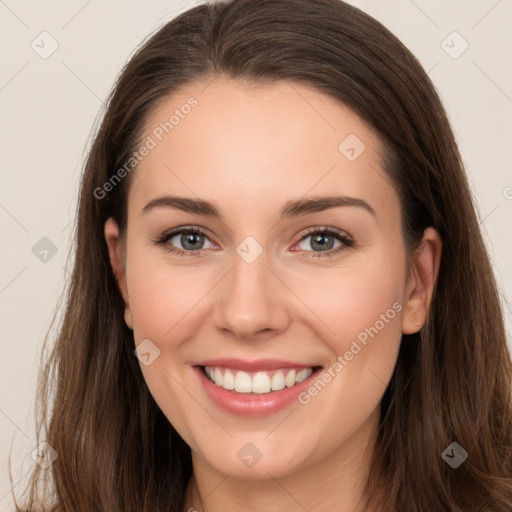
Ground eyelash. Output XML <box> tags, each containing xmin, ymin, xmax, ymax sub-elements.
<box><xmin>152</xmin><ymin>225</ymin><xmax>354</xmax><ymax>259</ymax></box>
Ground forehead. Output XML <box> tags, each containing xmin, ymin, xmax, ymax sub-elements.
<box><xmin>130</xmin><ymin>77</ymin><xmax>398</xmax><ymax>225</ymax></box>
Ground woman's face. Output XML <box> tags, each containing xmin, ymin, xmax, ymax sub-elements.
<box><xmin>106</xmin><ymin>77</ymin><xmax>438</xmax><ymax>480</ymax></box>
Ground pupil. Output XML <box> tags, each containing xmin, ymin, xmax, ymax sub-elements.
<box><xmin>182</xmin><ymin>233</ymin><xmax>203</xmax><ymax>250</ymax></box>
<box><xmin>313</xmin><ymin>234</ymin><xmax>333</xmax><ymax>251</ymax></box>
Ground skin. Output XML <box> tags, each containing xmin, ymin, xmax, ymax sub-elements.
<box><xmin>105</xmin><ymin>77</ymin><xmax>442</xmax><ymax>512</ymax></box>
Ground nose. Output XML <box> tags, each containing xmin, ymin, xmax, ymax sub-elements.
<box><xmin>213</xmin><ymin>248</ymin><xmax>292</xmax><ymax>340</ymax></box>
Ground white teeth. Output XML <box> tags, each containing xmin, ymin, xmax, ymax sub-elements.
<box><xmin>285</xmin><ymin>369</ymin><xmax>296</xmax><ymax>388</ymax></box>
<box><xmin>214</xmin><ymin>368</ymin><xmax>223</xmax><ymax>386</ymax></box>
<box><xmin>271</xmin><ymin>371</ymin><xmax>286</xmax><ymax>391</ymax></box>
<box><xmin>204</xmin><ymin>366</ymin><xmax>314</xmax><ymax>394</ymax></box>
<box><xmin>223</xmin><ymin>370</ymin><xmax>235</xmax><ymax>390</ymax></box>
<box><xmin>296</xmin><ymin>368</ymin><xmax>312</xmax><ymax>383</ymax></box>
<box><xmin>252</xmin><ymin>372</ymin><xmax>271</xmax><ymax>393</ymax></box>
<box><xmin>234</xmin><ymin>371</ymin><xmax>252</xmax><ymax>393</ymax></box>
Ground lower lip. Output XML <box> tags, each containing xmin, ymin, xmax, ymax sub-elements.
<box><xmin>194</xmin><ymin>366</ymin><xmax>322</xmax><ymax>417</ymax></box>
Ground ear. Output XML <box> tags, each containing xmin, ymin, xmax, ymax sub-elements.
<box><xmin>104</xmin><ymin>217</ymin><xmax>133</xmax><ymax>330</ymax></box>
<box><xmin>402</xmin><ymin>227</ymin><xmax>442</xmax><ymax>334</ymax></box>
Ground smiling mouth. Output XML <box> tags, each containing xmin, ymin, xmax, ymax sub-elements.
<box><xmin>200</xmin><ymin>365</ymin><xmax>322</xmax><ymax>394</ymax></box>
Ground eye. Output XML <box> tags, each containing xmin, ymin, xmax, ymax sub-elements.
<box><xmin>153</xmin><ymin>225</ymin><xmax>354</xmax><ymax>259</ymax></box>
<box><xmin>294</xmin><ymin>226</ymin><xmax>353</xmax><ymax>258</ymax></box>
<box><xmin>153</xmin><ymin>226</ymin><xmax>217</xmax><ymax>257</ymax></box>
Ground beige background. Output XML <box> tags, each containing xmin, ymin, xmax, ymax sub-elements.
<box><xmin>1</xmin><ymin>0</ymin><xmax>511</xmax><ymax>509</ymax></box>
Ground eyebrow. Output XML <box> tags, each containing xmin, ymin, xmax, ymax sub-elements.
<box><xmin>142</xmin><ymin>194</ymin><xmax>376</xmax><ymax>219</ymax></box>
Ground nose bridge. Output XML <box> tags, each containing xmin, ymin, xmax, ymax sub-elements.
<box><xmin>213</xmin><ymin>243</ymin><xmax>290</xmax><ymax>338</ymax></box>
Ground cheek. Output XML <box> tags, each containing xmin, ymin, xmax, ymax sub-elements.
<box><xmin>289</xmin><ymin>246</ymin><xmax>406</xmax><ymax>349</ymax></box>
<box><xmin>125</xmin><ymin>249</ymin><xmax>212</xmax><ymax>342</ymax></box>
<box><xmin>290</xmin><ymin>246</ymin><xmax>405</xmax><ymax>429</ymax></box>
<box><xmin>291</xmin><ymin>247</ymin><xmax>405</xmax><ymax>410</ymax></box>
<box><xmin>124</xmin><ymin>249</ymin><xmax>212</xmax><ymax>440</ymax></box>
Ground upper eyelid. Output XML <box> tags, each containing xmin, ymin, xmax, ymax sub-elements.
<box><xmin>299</xmin><ymin>225</ymin><xmax>350</xmax><ymax>238</ymax></box>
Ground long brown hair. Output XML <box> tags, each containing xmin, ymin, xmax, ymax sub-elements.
<box><xmin>11</xmin><ymin>0</ymin><xmax>512</xmax><ymax>510</ymax></box>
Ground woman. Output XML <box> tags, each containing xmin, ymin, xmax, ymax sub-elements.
<box><xmin>13</xmin><ymin>0</ymin><xmax>512</xmax><ymax>510</ymax></box>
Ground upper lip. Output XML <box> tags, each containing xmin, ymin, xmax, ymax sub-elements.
<box><xmin>195</xmin><ymin>358</ymin><xmax>319</xmax><ymax>372</ymax></box>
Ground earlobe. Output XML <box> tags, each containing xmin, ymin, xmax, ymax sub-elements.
<box><xmin>402</xmin><ymin>227</ymin><xmax>442</xmax><ymax>334</ymax></box>
<box><xmin>104</xmin><ymin>217</ymin><xmax>133</xmax><ymax>330</ymax></box>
